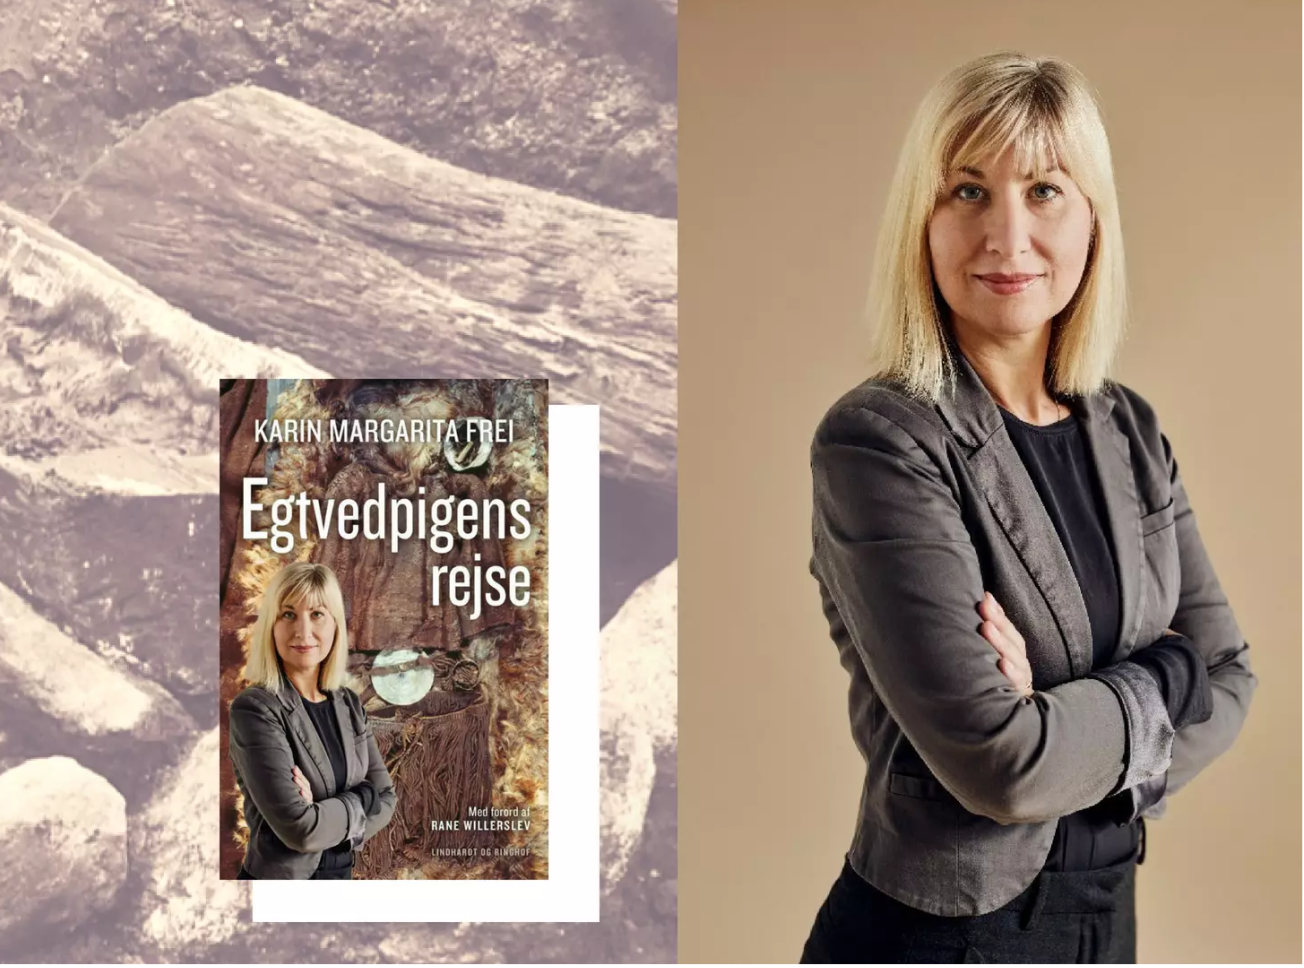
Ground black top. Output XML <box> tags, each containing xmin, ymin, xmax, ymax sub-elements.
<box><xmin>1000</xmin><ymin>407</ymin><xmax>1140</xmax><ymax>871</ymax></box>
<box><xmin>301</xmin><ymin>694</ymin><xmax>354</xmax><ymax>872</ymax></box>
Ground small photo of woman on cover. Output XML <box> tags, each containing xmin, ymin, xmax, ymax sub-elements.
<box><xmin>228</xmin><ymin>561</ymin><xmax>396</xmax><ymax>879</ymax></box>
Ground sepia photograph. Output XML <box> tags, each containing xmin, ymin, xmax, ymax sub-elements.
<box><xmin>0</xmin><ymin>0</ymin><xmax>675</xmax><ymax>960</ymax></box>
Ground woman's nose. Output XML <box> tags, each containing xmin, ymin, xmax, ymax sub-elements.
<box><xmin>295</xmin><ymin>614</ymin><xmax>314</xmax><ymax>639</ymax></box>
<box><xmin>984</xmin><ymin>195</ymin><xmax>1032</xmax><ymax>258</ymax></box>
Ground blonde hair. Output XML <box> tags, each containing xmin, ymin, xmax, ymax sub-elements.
<box><xmin>243</xmin><ymin>562</ymin><xmax>351</xmax><ymax>692</ymax></box>
<box><xmin>867</xmin><ymin>51</ymin><xmax>1127</xmax><ymax>402</ymax></box>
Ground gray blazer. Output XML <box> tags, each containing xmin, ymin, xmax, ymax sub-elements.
<box><xmin>809</xmin><ymin>350</ymin><xmax>1256</xmax><ymax>916</ymax></box>
<box><xmin>228</xmin><ymin>679</ymin><xmax>397</xmax><ymax>879</ymax></box>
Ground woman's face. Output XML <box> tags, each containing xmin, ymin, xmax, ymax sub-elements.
<box><xmin>927</xmin><ymin>147</ymin><xmax>1094</xmax><ymax>346</ymax></box>
<box><xmin>272</xmin><ymin>594</ymin><xmax>337</xmax><ymax>680</ymax></box>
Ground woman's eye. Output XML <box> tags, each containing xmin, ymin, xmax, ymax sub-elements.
<box><xmin>281</xmin><ymin>611</ymin><xmax>295</xmax><ymax>620</ymax></box>
<box><xmin>954</xmin><ymin>183</ymin><xmax>985</xmax><ymax>201</ymax></box>
<box><xmin>312</xmin><ymin>610</ymin><xmax>325</xmax><ymax>619</ymax></box>
<box><xmin>1031</xmin><ymin>183</ymin><xmax>1062</xmax><ymax>201</ymax></box>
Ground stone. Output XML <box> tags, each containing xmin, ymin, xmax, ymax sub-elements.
<box><xmin>600</xmin><ymin>559</ymin><xmax>676</xmax><ymax>889</ymax></box>
<box><xmin>132</xmin><ymin>729</ymin><xmax>247</xmax><ymax>952</ymax></box>
<box><xmin>49</xmin><ymin>86</ymin><xmax>676</xmax><ymax>493</ymax></box>
<box><xmin>0</xmin><ymin>206</ymin><xmax>324</xmax><ymax>717</ymax></box>
<box><xmin>0</xmin><ymin>756</ymin><xmax>127</xmax><ymax>940</ymax></box>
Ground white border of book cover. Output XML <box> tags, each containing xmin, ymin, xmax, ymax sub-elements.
<box><xmin>252</xmin><ymin>404</ymin><xmax>600</xmax><ymax>922</ymax></box>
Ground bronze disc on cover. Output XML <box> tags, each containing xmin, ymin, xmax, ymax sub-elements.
<box><xmin>371</xmin><ymin>647</ymin><xmax>435</xmax><ymax>705</ymax></box>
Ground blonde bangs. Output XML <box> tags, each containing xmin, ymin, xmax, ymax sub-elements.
<box><xmin>866</xmin><ymin>52</ymin><xmax>1127</xmax><ymax>402</ymax></box>
<box><xmin>277</xmin><ymin>568</ymin><xmax>330</xmax><ymax>612</ymax></box>
<box><xmin>948</xmin><ymin>104</ymin><xmax>1068</xmax><ymax>188</ymax></box>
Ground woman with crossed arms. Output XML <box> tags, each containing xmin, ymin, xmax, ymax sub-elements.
<box><xmin>229</xmin><ymin>562</ymin><xmax>396</xmax><ymax>879</ymax></box>
<box><xmin>802</xmin><ymin>52</ymin><xmax>1255</xmax><ymax>963</ymax></box>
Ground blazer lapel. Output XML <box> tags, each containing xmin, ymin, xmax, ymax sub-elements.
<box><xmin>275</xmin><ymin>679</ymin><xmax>336</xmax><ymax>793</ymax></box>
<box><xmin>1076</xmin><ymin>391</ymin><xmax>1144</xmax><ymax>663</ymax></box>
<box><xmin>937</xmin><ymin>349</ymin><xmax>1094</xmax><ymax>679</ymax></box>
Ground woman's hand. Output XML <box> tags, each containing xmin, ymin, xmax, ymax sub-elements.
<box><xmin>291</xmin><ymin>765</ymin><xmax>313</xmax><ymax>804</ymax></box>
<box><xmin>979</xmin><ymin>592</ymin><xmax>1034</xmax><ymax>698</ymax></box>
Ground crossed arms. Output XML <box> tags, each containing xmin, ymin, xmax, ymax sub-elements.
<box><xmin>229</xmin><ymin>692</ymin><xmax>396</xmax><ymax>853</ymax></box>
<box><xmin>810</xmin><ymin>404</ymin><xmax>1256</xmax><ymax>825</ymax></box>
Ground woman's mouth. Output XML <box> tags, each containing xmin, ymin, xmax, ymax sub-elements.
<box><xmin>292</xmin><ymin>645</ymin><xmax>315</xmax><ymax>653</ymax></box>
<box><xmin>976</xmin><ymin>273</ymin><xmax>1040</xmax><ymax>295</ymax></box>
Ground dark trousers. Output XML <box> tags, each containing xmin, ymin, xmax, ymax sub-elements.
<box><xmin>800</xmin><ymin>852</ymin><xmax>1138</xmax><ymax>964</ymax></box>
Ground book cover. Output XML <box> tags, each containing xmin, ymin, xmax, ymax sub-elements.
<box><xmin>218</xmin><ymin>378</ymin><xmax>548</xmax><ymax>880</ymax></box>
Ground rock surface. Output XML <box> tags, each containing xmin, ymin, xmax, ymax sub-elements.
<box><xmin>0</xmin><ymin>3</ymin><xmax>679</xmax><ymax>955</ymax></box>
<box><xmin>0</xmin><ymin>205</ymin><xmax>323</xmax><ymax>713</ymax></box>
<box><xmin>601</xmin><ymin>559</ymin><xmax>677</xmax><ymax>888</ymax></box>
<box><xmin>0</xmin><ymin>204</ymin><xmax>320</xmax><ymax>458</ymax></box>
<box><xmin>132</xmin><ymin>728</ymin><xmax>246</xmax><ymax>954</ymax></box>
<box><xmin>0</xmin><ymin>579</ymin><xmax>191</xmax><ymax>744</ymax></box>
<box><xmin>0</xmin><ymin>756</ymin><xmax>128</xmax><ymax>940</ymax></box>
<box><xmin>50</xmin><ymin>85</ymin><xmax>677</xmax><ymax>492</ymax></box>
<box><xmin>0</xmin><ymin>0</ymin><xmax>675</xmax><ymax>219</ymax></box>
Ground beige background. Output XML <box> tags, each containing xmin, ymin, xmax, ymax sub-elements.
<box><xmin>679</xmin><ymin>0</ymin><xmax>1300</xmax><ymax>963</ymax></box>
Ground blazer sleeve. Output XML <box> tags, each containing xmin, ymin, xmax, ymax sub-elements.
<box><xmin>229</xmin><ymin>692</ymin><xmax>362</xmax><ymax>854</ymax></box>
<box><xmin>811</xmin><ymin>403</ymin><xmax>1174</xmax><ymax>825</ymax></box>
<box><xmin>355</xmin><ymin>700</ymin><xmax>397</xmax><ymax>841</ymax></box>
<box><xmin>1155</xmin><ymin>433</ymin><xmax>1257</xmax><ymax>800</ymax></box>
